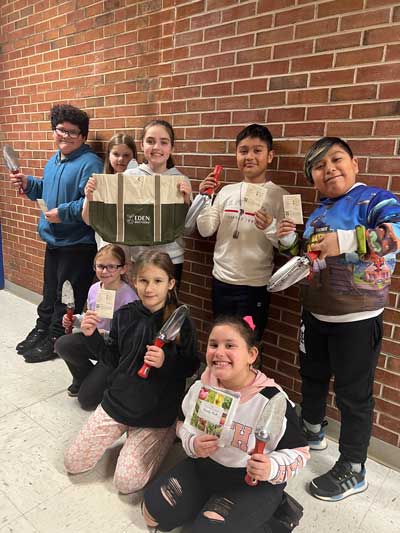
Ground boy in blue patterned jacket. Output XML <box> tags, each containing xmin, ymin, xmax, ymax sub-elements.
<box><xmin>278</xmin><ymin>136</ymin><xmax>400</xmax><ymax>502</ymax></box>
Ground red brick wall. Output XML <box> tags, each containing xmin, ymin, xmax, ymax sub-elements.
<box><xmin>1</xmin><ymin>0</ymin><xmax>399</xmax><ymax>448</ymax></box>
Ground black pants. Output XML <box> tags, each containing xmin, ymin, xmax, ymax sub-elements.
<box><xmin>144</xmin><ymin>457</ymin><xmax>284</xmax><ymax>533</ymax></box>
<box><xmin>299</xmin><ymin>310</ymin><xmax>383</xmax><ymax>464</ymax></box>
<box><xmin>36</xmin><ymin>244</ymin><xmax>97</xmax><ymax>338</ymax></box>
<box><xmin>212</xmin><ymin>277</ymin><xmax>270</xmax><ymax>342</ymax></box>
<box><xmin>54</xmin><ymin>332</ymin><xmax>112</xmax><ymax>410</ymax></box>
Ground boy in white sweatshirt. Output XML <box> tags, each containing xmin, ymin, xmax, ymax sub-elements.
<box><xmin>197</xmin><ymin>124</ymin><xmax>287</xmax><ymax>341</ymax></box>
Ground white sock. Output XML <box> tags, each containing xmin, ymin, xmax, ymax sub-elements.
<box><xmin>350</xmin><ymin>462</ymin><xmax>362</xmax><ymax>473</ymax></box>
<box><xmin>303</xmin><ymin>419</ymin><xmax>322</xmax><ymax>433</ymax></box>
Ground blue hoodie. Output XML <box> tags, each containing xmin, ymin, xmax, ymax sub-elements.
<box><xmin>25</xmin><ymin>144</ymin><xmax>103</xmax><ymax>247</ymax></box>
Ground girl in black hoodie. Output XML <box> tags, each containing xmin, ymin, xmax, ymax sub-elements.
<box><xmin>64</xmin><ymin>251</ymin><xmax>199</xmax><ymax>493</ymax></box>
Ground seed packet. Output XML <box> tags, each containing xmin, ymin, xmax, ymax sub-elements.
<box><xmin>183</xmin><ymin>382</ymin><xmax>240</xmax><ymax>446</ymax></box>
<box><xmin>95</xmin><ymin>288</ymin><xmax>116</xmax><ymax>319</ymax></box>
<box><xmin>244</xmin><ymin>183</ymin><xmax>267</xmax><ymax>213</ymax></box>
<box><xmin>283</xmin><ymin>194</ymin><xmax>303</xmax><ymax>224</ymax></box>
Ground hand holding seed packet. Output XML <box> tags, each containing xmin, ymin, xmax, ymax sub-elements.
<box><xmin>283</xmin><ymin>194</ymin><xmax>303</xmax><ymax>225</ymax></box>
<box><xmin>184</xmin><ymin>383</ymin><xmax>240</xmax><ymax>446</ymax></box>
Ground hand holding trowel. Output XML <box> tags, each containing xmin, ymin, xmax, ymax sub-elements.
<box><xmin>267</xmin><ymin>250</ymin><xmax>320</xmax><ymax>293</ymax></box>
<box><xmin>3</xmin><ymin>144</ymin><xmax>25</xmax><ymax>195</ymax></box>
<box><xmin>245</xmin><ymin>392</ymin><xmax>287</xmax><ymax>486</ymax></box>
<box><xmin>138</xmin><ymin>304</ymin><xmax>188</xmax><ymax>379</ymax></box>
<box><xmin>61</xmin><ymin>280</ymin><xmax>75</xmax><ymax>334</ymax></box>
<box><xmin>268</xmin><ymin>217</ymin><xmax>320</xmax><ymax>293</ymax></box>
<box><xmin>184</xmin><ymin>165</ymin><xmax>223</xmax><ymax>234</ymax></box>
<box><xmin>202</xmin><ymin>164</ymin><xmax>223</xmax><ymax>196</ymax></box>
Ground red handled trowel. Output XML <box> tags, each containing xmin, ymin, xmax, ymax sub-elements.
<box><xmin>267</xmin><ymin>252</ymin><xmax>320</xmax><ymax>293</ymax></box>
<box><xmin>61</xmin><ymin>280</ymin><xmax>75</xmax><ymax>334</ymax></box>
<box><xmin>245</xmin><ymin>391</ymin><xmax>287</xmax><ymax>486</ymax></box>
<box><xmin>3</xmin><ymin>144</ymin><xmax>24</xmax><ymax>195</ymax></box>
<box><xmin>137</xmin><ymin>304</ymin><xmax>188</xmax><ymax>379</ymax></box>
<box><xmin>184</xmin><ymin>165</ymin><xmax>223</xmax><ymax>234</ymax></box>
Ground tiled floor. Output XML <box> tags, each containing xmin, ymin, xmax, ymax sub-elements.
<box><xmin>0</xmin><ymin>289</ymin><xmax>398</xmax><ymax>532</ymax></box>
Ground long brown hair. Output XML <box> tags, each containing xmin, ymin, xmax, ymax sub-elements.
<box><xmin>104</xmin><ymin>133</ymin><xmax>137</xmax><ymax>174</ymax></box>
<box><xmin>141</xmin><ymin>119</ymin><xmax>175</xmax><ymax>169</ymax></box>
<box><xmin>95</xmin><ymin>244</ymin><xmax>129</xmax><ymax>284</ymax></box>
<box><xmin>133</xmin><ymin>250</ymin><xmax>179</xmax><ymax>324</ymax></box>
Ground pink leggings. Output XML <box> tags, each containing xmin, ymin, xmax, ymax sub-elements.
<box><xmin>64</xmin><ymin>405</ymin><xmax>176</xmax><ymax>494</ymax></box>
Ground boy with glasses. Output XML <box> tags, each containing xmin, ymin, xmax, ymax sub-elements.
<box><xmin>10</xmin><ymin>104</ymin><xmax>103</xmax><ymax>362</ymax></box>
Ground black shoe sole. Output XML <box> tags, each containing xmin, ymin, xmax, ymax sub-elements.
<box><xmin>17</xmin><ymin>339</ymin><xmax>48</xmax><ymax>355</ymax></box>
<box><xmin>23</xmin><ymin>354</ymin><xmax>58</xmax><ymax>363</ymax></box>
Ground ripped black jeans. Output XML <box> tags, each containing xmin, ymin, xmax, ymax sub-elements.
<box><xmin>144</xmin><ymin>457</ymin><xmax>284</xmax><ymax>533</ymax></box>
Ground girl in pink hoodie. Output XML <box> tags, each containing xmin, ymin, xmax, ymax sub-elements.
<box><xmin>142</xmin><ymin>316</ymin><xmax>310</xmax><ymax>533</ymax></box>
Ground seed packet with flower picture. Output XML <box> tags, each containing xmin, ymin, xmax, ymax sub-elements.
<box><xmin>183</xmin><ymin>382</ymin><xmax>240</xmax><ymax>446</ymax></box>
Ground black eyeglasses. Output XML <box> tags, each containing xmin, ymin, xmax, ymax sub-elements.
<box><xmin>93</xmin><ymin>264</ymin><xmax>123</xmax><ymax>272</ymax></box>
<box><xmin>54</xmin><ymin>127</ymin><xmax>81</xmax><ymax>139</ymax></box>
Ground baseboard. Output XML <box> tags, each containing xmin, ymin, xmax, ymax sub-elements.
<box><xmin>295</xmin><ymin>405</ymin><xmax>400</xmax><ymax>472</ymax></box>
<box><xmin>324</xmin><ymin>415</ymin><xmax>400</xmax><ymax>473</ymax></box>
<box><xmin>4</xmin><ymin>280</ymin><xmax>42</xmax><ymax>305</ymax></box>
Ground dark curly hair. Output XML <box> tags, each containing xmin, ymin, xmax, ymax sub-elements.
<box><xmin>50</xmin><ymin>104</ymin><xmax>90</xmax><ymax>138</ymax></box>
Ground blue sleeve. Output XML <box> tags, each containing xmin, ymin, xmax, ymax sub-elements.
<box><xmin>57</xmin><ymin>197</ymin><xmax>85</xmax><ymax>223</ymax></box>
<box><xmin>365</xmin><ymin>190</ymin><xmax>400</xmax><ymax>257</ymax></box>
<box><xmin>25</xmin><ymin>176</ymin><xmax>43</xmax><ymax>200</ymax></box>
<box><xmin>57</xmin><ymin>157</ymin><xmax>103</xmax><ymax>223</ymax></box>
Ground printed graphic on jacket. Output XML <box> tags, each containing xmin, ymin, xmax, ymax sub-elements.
<box><xmin>89</xmin><ymin>173</ymin><xmax>188</xmax><ymax>246</ymax></box>
<box><xmin>301</xmin><ymin>185</ymin><xmax>400</xmax><ymax>315</ymax></box>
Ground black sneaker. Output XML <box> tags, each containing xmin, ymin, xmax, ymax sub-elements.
<box><xmin>16</xmin><ymin>327</ymin><xmax>48</xmax><ymax>354</ymax></box>
<box><xmin>67</xmin><ymin>383</ymin><xmax>80</xmax><ymax>397</ymax></box>
<box><xmin>309</xmin><ymin>460</ymin><xmax>367</xmax><ymax>501</ymax></box>
<box><xmin>267</xmin><ymin>491</ymin><xmax>303</xmax><ymax>531</ymax></box>
<box><xmin>23</xmin><ymin>336</ymin><xmax>58</xmax><ymax>363</ymax></box>
<box><xmin>301</xmin><ymin>418</ymin><xmax>328</xmax><ymax>450</ymax></box>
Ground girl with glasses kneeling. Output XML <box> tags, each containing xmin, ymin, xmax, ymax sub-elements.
<box><xmin>54</xmin><ymin>244</ymin><xmax>138</xmax><ymax>409</ymax></box>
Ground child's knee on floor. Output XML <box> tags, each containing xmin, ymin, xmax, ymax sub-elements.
<box><xmin>142</xmin><ymin>477</ymin><xmax>183</xmax><ymax>529</ymax></box>
<box><xmin>64</xmin><ymin>450</ymin><xmax>96</xmax><ymax>475</ymax></box>
<box><xmin>142</xmin><ymin>502</ymin><xmax>159</xmax><ymax>528</ymax></box>
<box><xmin>114</xmin><ymin>473</ymin><xmax>147</xmax><ymax>494</ymax></box>
<box><xmin>64</xmin><ymin>453</ymin><xmax>78</xmax><ymax>474</ymax></box>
